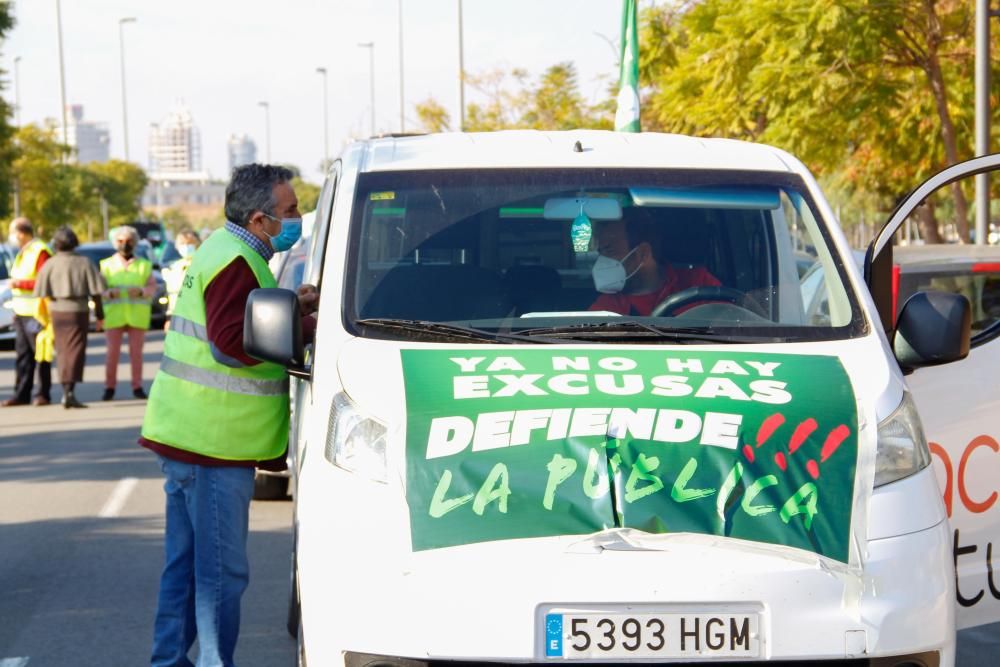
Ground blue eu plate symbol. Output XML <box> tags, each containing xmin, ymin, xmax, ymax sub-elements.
<box><xmin>545</xmin><ymin>614</ymin><xmax>563</xmax><ymax>657</ymax></box>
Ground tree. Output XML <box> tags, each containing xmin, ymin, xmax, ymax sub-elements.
<box><xmin>292</xmin><ymin>177</ymin><xmax>320</xmax><ymax>213</ymax></box>
<box><xmin>0</xmin><ymin>4</ymin><xmax>16</xmax><ymax>219</ymax></box>
<box><xmin>86</xmin><ymin>160</ymin><xmax>149</xmax><ymax>227</ymax></box>
<box><xmin>158</xmin><ymin>207</ymin><xmax>193</xmax><ymax>235</ymax></box>
<box><xmin>463</xmin><ymin>62</ymin><xmax>611</xmax><ymax>132</ymax></box>
<box><xmin>14</xmin><ymin>124</ymin><xmax>148</xmax><ymax>241</ymax></box>
<box><xmin>14</xmin><ymin>124</ymin><xmax>77</xmax><ymax>235</ymax></box>
<box><xmin>415</xmin><ymin>99</ymin><xmax>452</xmax><ymax>133</ymax></box>
<box><xmin>637</xmin><ymin>0</ymin><xmax>980</xmax><ymax>243</ymax></box>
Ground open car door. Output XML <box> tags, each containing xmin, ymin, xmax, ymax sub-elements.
<box><xmin>867</xmin><ymin>153</ymin><xmax>1000</xmax><ymax>631</ymax></box>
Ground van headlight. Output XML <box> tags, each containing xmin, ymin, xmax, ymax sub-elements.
<box><xmin>874</xmin><ymin>392</ymin><xmax>931</xmax><ymax>487</ymax></box>
<box><xmin>324</xmin><ymin>392</ymin><xmax>388</xmax><ymax>483</ymax></box>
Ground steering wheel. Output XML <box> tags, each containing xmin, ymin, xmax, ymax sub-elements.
<box><xmin>650</xmin><ymin>285</ymin><xmax>768</xmax><ymax>318</ymax></box>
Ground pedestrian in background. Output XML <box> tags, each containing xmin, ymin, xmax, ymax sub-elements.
<box><xmin>33</xmin><ymin>225</ymin><xmax>106</xmax><ymax>409</ymax></box>
<box><xmin>2</xmin><ymin>217</ymin><xmax>53</xmax><ymax>407</ymax></box>
<box><xmin>140</xmin><ymin>164</ymin><xmax>318</xmax><ymax>667</ymax></box>
<box><xmin>161</xmin><ymin>229</ymin><xmax>201</xmax><ymax>329</ymax></box>
<box><xmin>100</xmin><ymin>225</ymin><xmax>155</xmax><ymax>400</ymax></box>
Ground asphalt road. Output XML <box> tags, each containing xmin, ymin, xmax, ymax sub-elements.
<box><xmin>0</xmin><ymin>330</ymin><xmax>295</xmax><ymax>666</ymax></box>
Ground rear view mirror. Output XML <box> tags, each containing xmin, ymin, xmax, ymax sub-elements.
<box><xmin>544</xmin><ymin>197</ymin><xmax>622</xmax><ymax>221</ymax></box>
<box><xmin>893</xmin><ymin>290</ymin><xmax>970</xmax><ymax>371</ymax></box>
<box><xmin>244</xmin><ymin>288</ymin><xmax>309</xmax><ymax>379</ymax></box>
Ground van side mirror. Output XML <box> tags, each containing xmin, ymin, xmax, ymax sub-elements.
<box><xmin>893</xmin><ymin>290</ymin><xmax>970</xmax><ymax>371</ymax></box>
<box><xmin>244</xmin><ymin>288</ymin><xmax>310</xmax><ymax>379</ymax></box>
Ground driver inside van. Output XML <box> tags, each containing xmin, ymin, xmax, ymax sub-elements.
<box><xmin>589</xmin><ymin>213</ymin><xmax>720</xmax><ymax>316</ymax></box>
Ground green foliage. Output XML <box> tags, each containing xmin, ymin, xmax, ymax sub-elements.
<box><xmin>0</xmin><ymin>2</ymin><xmax>17</xmax><ymax>218</ymax></box>
<box><xmin>463</xmin><ymin>62</ymin><xmax>611</xmax><ymax>132</ymax></box>
<box><xmin>291</xmin><ymin>177</ymin><xmax>321</xmax><ymax>213</ymax></box>
<box><xmin>158</xmin><ymin>207</ymin><xmax>193</xmax><ymax>235</ymax></box>
<box><xmin>415</xmin><ymin>98</ymin><xmax>452</xmax><ymax>133</ymax></box>
<box><xmin>12</xmin><ymin>124</ymin><xmax>148</xmax><ymax>242</ymax></box>
<box><xmin>638</xmin><ymin>0</ymin><xmax>982</xmax><ymax>241</ymax></box>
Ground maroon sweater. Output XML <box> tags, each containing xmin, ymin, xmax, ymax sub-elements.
<box><xmin>139</xmin><ymin>257</ymin><xmax>316</xmax><ymax>470</ymax></box>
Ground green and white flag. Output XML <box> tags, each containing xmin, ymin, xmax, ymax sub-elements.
<box><xmin>615</xmin><ymin>0</ymin><xmax>641</xmax><ymax>132</ymax></box>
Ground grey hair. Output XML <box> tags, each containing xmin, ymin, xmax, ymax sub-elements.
<box><xmin>224</xmin><ymin>163</ymin><xmax>294</xmax><ymax>227</ymax></box>
<box><xmin>111</xmin><ymin>225</ymin><xmax>140</xmax><ymax>244</ymax></box>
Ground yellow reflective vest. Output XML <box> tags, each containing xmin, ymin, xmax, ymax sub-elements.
<box><xmin>100</xmin><ymin>255</ymin><xmax>154</xmax><ymax>329</ymax></box>
<box><xmin>10</xmin><ymin>238</ymin><xmax>50</xmax><ymax>317</ymax></box>
<box><xmin>141</xmin><ymin>230</ymin><xmax>288</xmax><ymax>461</ymax></box>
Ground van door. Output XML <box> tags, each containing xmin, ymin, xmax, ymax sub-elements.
<box><xmin>866</xmin><ymin>152</ymin><xmax>1000</xmax><ymax>630</ymax></box>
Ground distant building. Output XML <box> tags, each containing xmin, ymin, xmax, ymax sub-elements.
<box><xmin>66</xmin><ymin>105</ymin><xmax>110</xmax><ymax>164</ymax></box>
<box><xmin>227</xmin><ymin>134</ymin><xmax>257</xmax><ymax>172</ymax></box>
<box><xmin>141</xmin><ymin>174</ymin><xmax>226</xmax><ymax>212</ymax></box>
<box><xmin>144</xmin><ymin>102</ymin><xmax>224</xmax><ymax>224</ymax></box>
<box><xmin>149</xmin><ymin>102</ymin><xmax>204</xmax><ymax>176</ymax></box>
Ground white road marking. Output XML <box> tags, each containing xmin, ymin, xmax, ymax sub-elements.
<box><xmin>0</xmin><ymin>658</ymin><xmax>30</xmax><ymax>667</ymax></box>
<box><xmin>98</xmin><ymin>477</ymin><xmax>139</xmax><ymax>518</ymax></box>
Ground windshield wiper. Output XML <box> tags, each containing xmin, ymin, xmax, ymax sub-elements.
<box><xmin>354</xmin><ymin>318</ymin><xmax>553</xmax><ymax>344</ymax></box>
<box><xmin>517</xmin><ymin>321</ymin><xmax>779</xmax><ymax>344</ymax></box>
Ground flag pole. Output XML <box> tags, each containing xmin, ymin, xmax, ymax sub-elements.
<box><xmin>614</xmin><ymin>0</ymin><xmax>641</xmax><ymax>133</ymax></box>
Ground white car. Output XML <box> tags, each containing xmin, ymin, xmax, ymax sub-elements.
<box><xmin>0</xmin><ymin>244</ymin><xmax>15</xmax><ymax>348</ymax></box>
<box><xmin>245</xmin><ymin>131</ymin><xmax>988</xmax><ymax>666</ymax></box>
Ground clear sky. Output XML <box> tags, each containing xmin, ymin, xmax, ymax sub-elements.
<box><xmin>3</xmin><ymin>0</ymin><xmax>624</xmax><ymax>184</ymax></box>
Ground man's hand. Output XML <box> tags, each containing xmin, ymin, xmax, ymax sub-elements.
<box><xmin>127</xmin><ymin>287</ymin><xmax>143</xmax><ymax>298</ymax></box>
<box><xmin>297</xmin><ymin>284</ymin><xmax>319</xmax><ymax>316</ymax></box>
<box><xmin>95</xmin><ymin>319</ymin><xmax>104</xmax><ymax>332</ymax></box>
<box><xmin>107</xmin><ymin>288</ymin><xmax>120</xmax><ymax>299</ymax></box>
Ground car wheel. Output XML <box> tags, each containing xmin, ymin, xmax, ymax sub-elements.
<box><xmin>253</xmin><ymin>473</ymin><xmax>289</xmax><ymax>500</ymax></box>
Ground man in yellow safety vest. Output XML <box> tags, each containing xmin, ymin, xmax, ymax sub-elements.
<box><xmin>140</xmin><ymin>164</ymin><xmax>318</xmax><ymax>665</ymax></box>
<box><xmin>2</xmin><ymin>218</ymin><xmax>52</xmax><ymax>407</ymax></box>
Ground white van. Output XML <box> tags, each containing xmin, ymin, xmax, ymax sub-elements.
<box><xmin>246</xmin><ymin>131</ymin><xmax>991</xmax><ymax>666</ymax></box>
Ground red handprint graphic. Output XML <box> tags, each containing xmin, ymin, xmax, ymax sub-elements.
<box><xmin>742</xmin><ymin>413</ymin><xmax>851</xmax><ymax>480</ymax></box>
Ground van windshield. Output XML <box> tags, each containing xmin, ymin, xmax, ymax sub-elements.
<box><xmin>345</xmin><ymin>169</ymin><xmax>864</xmax><ymax>343</ymax></box>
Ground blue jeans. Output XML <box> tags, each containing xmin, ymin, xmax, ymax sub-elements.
<box><xmin>151</xmin><ymin>456</ymin><xmax>255</xmax><ymax>667</ymax></box>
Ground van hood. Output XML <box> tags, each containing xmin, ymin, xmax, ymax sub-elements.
<box><xmin>338</xmin><ymin>337</ymin><xmax>893</xmax><ymax>566</ymax></box>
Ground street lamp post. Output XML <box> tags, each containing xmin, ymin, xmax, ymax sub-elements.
<box><xmin>975</xmin><ymin>0</ymin><xmax>1000</xmax><ymax>244</ymax></box>
<box><xmin>316</xmin><ymin>67</ymin><xmax>329</xmax><ymax>167</ymax></box>
<box><xmin>398</xmin><ymin>0</ymin><xmax>405</xmax><ymax>132</ymax></box>
<box><xmin>55</xmin><ymin>0</ymin><xmax>69</xmax><ymax>160</ymax></box>
<box><xmin>118</xmin><ymin>17</ymin><xmax>137</xmax><ymax>162</ymax></box>
<box><xmin>13</xmin><ymin>55</ymin><xmax>20</xmax><ymax>216</ymax></box>
<box><xmin>13</xmin><ymin>55</ymin><xmax>21</xmax><ymax>128</ymax></box>
<box><xmin>358</xmin><ymin>42</ymin><xmax>375</xmax><ymax>136</ymax></box>
<box><xmin>457</xmin><ymin>0</ymin><xmax>465</xmax><ymax>132</ymax></box>
<box><xmin>258</xmin><ymin>100</ymin><xmax>271</xmax><ymax>163</ymax></box>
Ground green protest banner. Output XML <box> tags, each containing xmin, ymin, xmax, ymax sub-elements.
<box><xmin>402</xmin><ymin>350</ymin><xmax>858</xmax><ymax>562</ymax></box>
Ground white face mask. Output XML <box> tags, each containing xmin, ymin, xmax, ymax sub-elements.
<box><xmin>7</xmin><ymin>233</ymin><xmax>19</xmax><ymax>247</ymax></box>
<box><xmin>592</xmin><ymin>246</ymin><xmax>641</xmax><ymax>294</ymax></box>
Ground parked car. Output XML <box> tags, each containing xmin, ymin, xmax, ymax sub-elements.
<box><xmin>243</xmin><ymin>130</ymin><xmax>995</xmax><ymax>666</ymax></box>
<box><xmin>252</xmin><ymin>236</ymin><xmax>310</xmax><ymax>501</ymax></box>
<box><xmin>75</xmin><ymin>241</ymin><xmax>168</xmax><ymax>329</ymax></box>
<box><xmin>0</xmin><ymin>244</ymin><xmax>15</xmax><ymax>349</ymax></box>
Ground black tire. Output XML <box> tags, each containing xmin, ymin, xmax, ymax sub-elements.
<box><xmin>253</xmin><ymin>473</ymin><xmax>289</xmax><ymax>500</ymax></box>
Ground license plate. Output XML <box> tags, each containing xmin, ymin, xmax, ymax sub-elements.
<box><xmin>543</xmin><ymin>611</ymin><xmax>761</xmax><ymax>659</ymax></box>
